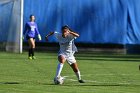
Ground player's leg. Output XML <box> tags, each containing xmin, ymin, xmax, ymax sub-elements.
<box><xmin>67</xmin><ymin>54</ymin><xmax>85</xmax><ymax>83</ymax></box>
<box><xmin>28</xmin><ymin>38</ymin><xmax>35</xmax><ymax>59</ymax></box>
<box><xmin>70</xmin><ymin>62</ymin><xmax>85</xmax><ymax>83</ymax></box>
<box><xmin>55</xmin><ymin>55</ymin><xmax>66</xmax><ymax>78</ymax></box>
<box><xmin>28</xmin><ymin>38</ymin><xmax>32</xmax><ymax>59</ymax></box>
<box><xmin>32</xmin><ymin>39</ymin><xmax>36</xmax><ymax>59</ymax></box>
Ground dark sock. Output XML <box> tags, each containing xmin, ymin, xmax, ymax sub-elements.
<box><xmin>31</xmin><ymin>48</ymin><xmax>35</xmax><ymax>57</ymax></box>
<box><xmin>32</xmin><ymin>48</ymin><xmax>35</xmax><ymax>56</ymax></box>
<box><xmin>28</xmin><ymin>48</ymin><xmax>32</xmax><ymax>57</ymax></box>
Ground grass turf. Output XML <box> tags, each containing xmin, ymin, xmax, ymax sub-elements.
<box><xmin>0</xmin><ymin>51</ymin><xmax>140</xmax><ymax>93</ymax></box>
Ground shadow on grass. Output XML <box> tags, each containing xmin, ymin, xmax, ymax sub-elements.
<box><xmin>43</xmin><ymin>83</ymin><xmax>140</xmax><ymax>87</ymax></box>
<box><xmin>1</xmin><ymin>82</ymin><xmax>140</xmax><ymax>87</ymax></box>
<box><xmin>56</xmin><ymin>84</ymin><xmax>140</xmax><ymax>87</ymax></box>
<box><xmin>76</xmin><ymin>58</ymin><xmax>140</xmax><ymax>62</ymax></box>
<box><xmin>76</xmin><ymin>54</ymin><xmax>140</xmax><ymax>59</ymax></box>
<box><xmin>0</xmin><ymin>82</ymin><xmax>20</xmax><ymax>85</ymax></box>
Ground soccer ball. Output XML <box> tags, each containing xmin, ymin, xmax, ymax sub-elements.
<box><xmin>54</xmin><ymin>76</ymin><xmax>64</xmax><ymax>85</ymax></box>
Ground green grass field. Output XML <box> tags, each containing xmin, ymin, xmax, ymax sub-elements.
<box><xmin>0</xmin><ymin>51</ymin><xmax>140</xmax><ymax>93</ymax></box>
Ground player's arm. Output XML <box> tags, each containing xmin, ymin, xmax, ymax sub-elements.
<box><xmin>23</xmin><ymin>23</ymin><xmax>28</xmax><ymax>35</ymax></box>
<box><xmin>45</xmin><ymin>32</ymin><xmax>54</xmax><ymax>41</ymax></box>
<box><xmin>68</xmin><ymin>30</ymin><xmax>79</xmax><ymax>37</ymax></box>
<box><xmin>23</xmin><ymin>23</ymin><xmax>28</xmax><ymax>40</ymax></box>
<box><xmin>35</xmin><ymin>24</ymin><xmax>42</xmax><ymax>41</ymax></box>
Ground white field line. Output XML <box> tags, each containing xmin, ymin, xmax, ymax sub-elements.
<box><xmin>63</xmin><ymin>74</ymin><xmax>140</xmax><ymax>78</ymax></box>
<box><xmin>66</xmin><ymin>78</ymin><xmax>131</xmax><ymax>85</ymax></box>
<box><xmin>63</xmin><ymin>74</ymin><xmax>139</xmax><ymax>85</ymax></box>
<box><xmin>82</xmin><ymin>74</ymin><xmax>140</xmax><ymax>76</ymax></box>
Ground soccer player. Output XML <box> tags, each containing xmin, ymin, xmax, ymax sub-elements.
<box><xmin>45</xmin><ymin>25</ymin><xmax>85</xmax><ymax>83</ymax></box>
<box><xmin>23</xmin><ymin>15</ymin><xmax>42</xmax><ymax>59</ymax></box>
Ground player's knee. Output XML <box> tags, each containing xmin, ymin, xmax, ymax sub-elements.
<box><xmin>58</xmin><ymin>56</ymin><xmax>65</xmax><ymax>63</ymax></box>
<box><xmin>31</xmin><ymin>43</ymin><xmax>35</xmax><ymax>48</ymax></box>
<box><xmin>59</xmin><ymin>61</ymin><xmax>65</xmax><ymax>64</ymax></box>
<box><xmin>33</xmin><ymin>45</ymin><xmax>35</xmax><ymax>48</ymax></box>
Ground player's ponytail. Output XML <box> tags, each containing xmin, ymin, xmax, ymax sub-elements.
<box><xmin>61</xmin><ymin>25</ymin><xmax>74</xmax><ymax>32</ymax></box>
<box><xmin>61</xmin><ymin>25</ymin><xmax>69</xmax><ymax>30</ymax></box>
<box><xmin>30</xmin><ymin>14</ymin><xmax>34</xmax><ymax>18</ymax></box>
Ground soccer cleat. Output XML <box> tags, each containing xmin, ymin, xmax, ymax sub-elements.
<box><xmin>32</xmin><ymin>56</ymin><xmax>36</xmax><ymax>59</ymax></box>
<box><xmin>28</xmin><ymin>56</ymin><xmax>32</xmax><ymax>60</ymax></box>
<box><xmin>54</xmin><ymin>77</ymin><xmax>59</xmax><ymax>85</ymax></box>
<box><xmin>78</xmin><ymin>80</ymin><xmax>85</xmax><ymax>83</ymax></box>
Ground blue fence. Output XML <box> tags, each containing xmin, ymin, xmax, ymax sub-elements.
<box><xmin>1</xmin><ymin>0</ymin><xmax>140</xmax><ymax>44</ymax></box>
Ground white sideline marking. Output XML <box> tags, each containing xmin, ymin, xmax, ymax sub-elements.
<box><xmin>64</xmin><ymin>74</ymin><xmax>140</xmax><ymax>78</ymax></box>
<box><xmin>80</xmin><ymin>74</ymin><xmax>140</xmax><ymax>76</ymax></box>
<box><xmin>67</xmin><ymin>78</ymin><xmax>131</xmax><ymax>85</ymax></box>
<box><xmin>63</xmin><ymin>75</ymin><xmax>135</xmax><ymax>85</ymax></box>
<box><xmin>67</xmin><ymin>78</ymin><xmax>97</xmax><ymax>83</ymax></box>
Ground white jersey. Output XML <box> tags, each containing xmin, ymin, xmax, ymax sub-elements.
<box><xmin>54</xmin><ymin>32</ymin><xmax>78</xmax><ymax>55</ymax></box>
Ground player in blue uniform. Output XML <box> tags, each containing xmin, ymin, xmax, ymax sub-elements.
<box><xmin>23</xmin><ymin>15</ymin><xmax>41</xmax><ymax>59</ymax></box>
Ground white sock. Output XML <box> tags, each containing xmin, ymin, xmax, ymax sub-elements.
<box><xmin>75</xmin><ymin>70</ymin><xmax>81</xmax><ymax>80</ymax></box>
<box><xmin>55</xmin><ymin>63</ymin><xmax>64</xmax><ymax>78</ymax></box>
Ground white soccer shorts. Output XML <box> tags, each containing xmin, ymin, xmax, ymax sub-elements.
<box><xmin>58</xmin><ymin>52</ymin><xmax>76</xmax><ymax>65</ymax></box>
